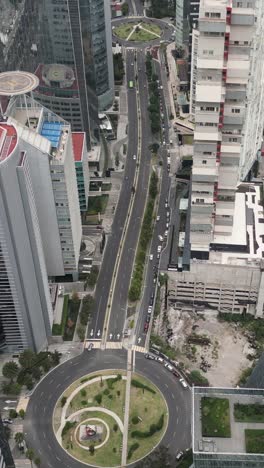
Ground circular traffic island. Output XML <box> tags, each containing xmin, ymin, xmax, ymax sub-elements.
<box><xmin>113</xmin><ymin>21</ymin><xmax>162</xmax><ymax>42</ymax></box>
<box><xmin>53</xmin><ymin>370</ymin><xmax>167</xmax><ymax>467</ymax></box>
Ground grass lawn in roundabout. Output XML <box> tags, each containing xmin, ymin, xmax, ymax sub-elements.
<box><xmin>114</xmin><ymin>22</ymin><xmax>162</xmax><ymax>42</ymax></box>
<box><xmin>127</xmin><ymin>374</ymin><xmax>168</xmax><ymax>463</ymax></box>
<box><xmin>54</xmin><ymin>371</ymin><xmax>167</xmax><ymax>467</ymax></box>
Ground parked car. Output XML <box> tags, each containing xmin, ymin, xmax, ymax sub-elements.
<box><xmin>164</xmin><ymin>230</ymin><xmax>168</xmax><ymax>237</ymax></box>
<box><xmin>156</xmin><ymin>215</ymin><xmax>160</xmax><ymax>221</ymax></box>
<box><xmin>157</xmin><ymin>245</ymin><xmax>162</xmax><ymax>253</ymax></box>
<box><xmin>133</xmin><ymin>154</ymin><xmax>137</xmax><ymax>160</ymax></box>
<box><xmin>173</xmin><ymin>369</ymin><xmax>180</xmax><ymax>378</ymax></box>
<box><xmin>150</xmin><ymin>347</ymin><xmax>160</xmax><ymax>355</ymax></box>
<box><xmin>155</xmin><ymin>356</ymin><xmax>164</xmax><ymax>363</ymax></box>
<box><xmin>146</xmin><ymin>315</ymin><xmax>151</xmax><ymax>323</ymax></box>
<box><xmin>179</xmin><ymin>378</ymin><xmax>188</xmax><ymax>389</ymax></box>
<box><xmin>145</xmin><ymin>353</ymin><xmax>155</xmax><ymax>360</ymax></box>
<box><xmin>144</xmin><ymin>322</ymin><xmax>149</xmax><ymax>332</ymax></box>
<box><xmin>3</xmin><ymin>419</ymin><xmax>13</xmax><ymax>425</ymax></box>
<box><xmin>158</xmin><ymin>235</ymin><xmax>164</xmax><ymax>242</ymax></box>
<box><xmin>148</xmin><ymin>306</ymin><xmax>152</xmax><ymax>314</ymax></box>
<box><xmin>164</xmin><ymin>363</ymin><xmax>173</xmax><ymax>372</ymax></box>
<box><xmin>149</xmin><ymin>254</ymin><xmax>153</xmax><ymax>261</ymax></box>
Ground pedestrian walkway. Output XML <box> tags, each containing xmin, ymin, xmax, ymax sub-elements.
<box><xmin>132</xmin><ymin>345</ymin><xmax>146</xmax><ymax>353</ymax></box>
<box><xmin>105</xmin><ymin>341</ymin><xmax>123</xmax><ymax>349</ymax></box>
<box><xmin>121</xmin><ymin>348</ymin><xmax>132</xmax><ymax>466</ymax></box>
<box><xmin>84</xmin><ymin>340</ymin><xmax>101</xmax><ymax>349</ymax></box>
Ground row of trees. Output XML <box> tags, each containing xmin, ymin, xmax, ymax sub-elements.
<box><xmin>77</xmin><ymin>294</ymin><xmax>95</xmax><ymax>341</ymax></box>
<box><xmin>113</xmin><ymin>53</ymin><xmax>125</xmax><ymax>83</ymax></box>
<box><xmin>129</xmin><ymin>172</ymin><xmax>158</xmax><ymax>301</ymax></box>
<box><xmin>146</xmin><ymin>0</ymin><xmax>176</xmax><ymax>19</ymax></box>
<box><xmin>2</xmin><ymin>349</ymin><xmax>60</xmax><ymax>395</ymax></box>
<box><xmin>148</xmin><ymin>74</ymin><xmax>161</xmax><ymax>134</ymax></box>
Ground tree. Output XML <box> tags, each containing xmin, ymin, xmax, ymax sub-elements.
<box><xmin>77</xmin><ymin>325</ymin><xmax>85</xmax><ymax>341</ymax></box>
<box><xmin>9</xmin><ymin>409</ymin><xmax>17</xmax><ymax>419</ymax></box>
<box><xmin>34</xmin><ymin>457</ymin><xmax>41</xmax><ymax>466</ymax></box>
<box><xmin>121</xmin><ymin>2</ymin><xmax>129</xmax><ymax>15</ymax></box>
<box><xmin>26</xmin><ymin>448</ymin><xmax>35</xmax><ymax>462</ymax></box>
<box><xmin>50</xmin><ymin>350</ymin><xmax>60</xmax><ymax>366</ymax></box>
<box><xmin>113</xmin><ymin>423</ymin><xmax>118</xmax><ymax>432</ymax></box>
<box><xmin>19</xmin><ymin>409</ymin><xmax>25</xmax><ymax>419</ymax></box>
<box><xmin>2</xmin><ymin>381</ymin><xmax>21</xmax><ymax>395</ymax></box>
<box><xmin>15</xmin><ymin>432</ymin><xmax>24</xmax><ymax>444</ymax></box>
<box><xmin>135</xmin><ymin>445</ymin><xmax>174</xmax><ymax>468</ymax></box>
<box><xmin>2</xmin><ymin>361</ymin><xmax>19</xmax><ymax>381</ymax></box>
<box><xmin>89</xmin><ymin>444</ymin><xmax>95</xmax><ymax>455</ymax></box>
<box><xmin>61</xmin><ymin>396</ymin><xmax>67</xmax><ymax>407</ymax></box>
<box><xmin>71</xmin><ymin>291</ymin><xmax>80</xmax><ymax>303</ymax></box>
<box><xmin>19</xmin><ymin>350</ymin><xmax>36</xmax><ymax>371</ymax></box>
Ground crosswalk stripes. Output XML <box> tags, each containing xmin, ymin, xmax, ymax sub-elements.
<box><xmin>132</xmin><ymin>345</ymin><xmax>147</xmax><ymax>353</ymax></box>
<box><xmin>105</xmin><ymin>341</ymin><xmax>123</xmax><ymax>349</ymax></box>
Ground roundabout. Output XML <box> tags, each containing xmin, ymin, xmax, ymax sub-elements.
<box><xmin>114</xmin><ymin>21</ymin><xmax>162</xmax><ymax>42</ymax></box>
<box><xmin>112</xmin><ymin>16</ymin><xmax>175</xmax><ymax>48</ymax></box>
<box><xmin>53</xmin><ymin>370</ymin><xmax>167</xmax><ymax>466</ymax></box>
<box><xmin>24</xmin><ymin>350</ymin><xmax>191</xmax><ymax>467</ymax></box>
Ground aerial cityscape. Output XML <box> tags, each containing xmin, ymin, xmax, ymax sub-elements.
<box><xmin>0</xmin><ymin>0</ymin><xmax>264</xmax><ymax>467</ymax></box>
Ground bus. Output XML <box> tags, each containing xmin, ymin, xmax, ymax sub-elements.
<box><xmin>128</xmin><ymin>80</ymin><xmax>134</xmax><ymax>89</ymax></box>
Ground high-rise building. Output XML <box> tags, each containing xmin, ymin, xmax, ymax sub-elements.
<box><xmin>6</xmin><ymin>92</ymin><xmax>82</xmax><ymax>280</ymax></box>
<box><xmin>175</xmin><ymin>0</ymin><xmax>190</xmax><ymax>49</ymax></box>
<box><xmin>192</xmin><ymin>387</ymin><xmax>264</xmax><ymax>467</ymax></box>
<box><xmin>0</xmin><ymin>415</ymin><xmax>15</xmax><ymax>468</ymax></box>
<box><xmin>0</xmin><ymin>0</ymin><xmax>114</xmax><ymax>148</ymax></box>
<box><xmin>0</xmin><ymin>75</ymin><xmax>53</xmax><ymax>352</ymax></box>
<box><xmin>72</xmin><ymin>132</ymin><xmax>89</xmax><ymax>212</ymax></box>
<box><xmin>190</xmin><ymin>0</ymin><xmax>264</xmax><ymax>258</ymax></box>
<box><xmin>34</xmin><ymin>0</ymin><xmax>114</xmax><ymax>139</ymax></box>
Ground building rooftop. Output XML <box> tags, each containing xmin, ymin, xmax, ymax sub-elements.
<box><xmin>34</xmin><ymin>64</ymin><xmax>79</xmax><ymax>95</ymax></box>
<box><xmin>193</xmin><ymin>387</ymin><xmax>264</xmax><ymax>456</ymax></box>
<box><xmin>0</xmin><ymin>71</ymin><xmax>39</xmax><ymax>96</ymax></box>
<box><xmin>72</xmin><ymin>132</ymin><xmax>85</xmax><ymax>162</ymax></box>
<box><xmin>0</xmin><ymin>123</ymin><xmax>17</xmax><ymax>162</ymax></box>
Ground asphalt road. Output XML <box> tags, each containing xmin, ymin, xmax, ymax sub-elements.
<box><xmin>25</xmin><ymin>350</ymin><xmax>191</xmax><ymax>468</ymax></box>
<box><xmin>86</xmin><ymin>52</ymin><xmax>138</xmax><ymax>341</ymax></box>
<box><xmin>107</xmin><ymin>49</ymin><xmax>153</xmax><ymax>342</ymax></box>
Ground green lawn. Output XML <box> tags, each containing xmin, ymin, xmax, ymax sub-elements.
<box><xmin>52</xmin><ymin>294</ymin><xmax>69</xmax><ymax>336</ymax></box>
<box><xmin>127</xmin><ymin>373</ymin><xmax>168</xmax><ymax>463</ymax></box>
<box><xmin>114</xmin><ymin>23</ymin><xmax>135</xmax><ymax>39</ymax></box>
<box><xmin>245</xmin><ymin>429</ymin><xmax>264</xmax><ymax>453</ymax></box>
<box><xmin>201</xmin><ymin>397</ymin><xmax>231</xmax><ymax>438</ymax></box>
<box><xmin>66</xmin><ymin>376</ymin><xmax>126</xmax><ymax>421</ymax></box>
<box><xmin>101</xmin><ymin>183</ymin><xmax>112</xmax><ymax>192</ymax></box>
<box><xmin>130</xmin><ymin>29</ymin><xmax>159</xmax><ymax>42</ymax></box>
<box><xmin>177</xmin><ymin>452</ymin><xmax>193</xmax><ymax>467</ymax></box>
<box><xmin>87</xmin><ymin>195</ymin><xmax>109</xmax><ymax>215</ymax></box>
<box><xmin>234</xmin><ymin>404</ymin><xmax>264</xmax><ymax>423</ymax></box>
<box><xmin>62</xmin><ymin>410</ymin><xmax>122</xmax><ymax>467</ymax></box>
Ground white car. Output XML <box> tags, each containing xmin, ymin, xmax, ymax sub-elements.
<box><xmin>147</xmin><ymin>306</ymin><xmax>152</xmax><ymax>315</ymax></box>
<box><xmin>179</xmin><ymin>378</ymin><xmax>188</xmax><ymax>388</ymax></box>
<box><xmin>164</xmin><ymin>230</ymin><xmax>168</xmax><ymax>237</ymax></box>
<box><xmin>133</xmin><ymin>154</ymin><xmax>137</xmax><ymax>160</ymax></box>
<box><xmin>156</xmin><ymin>215</ymin><xmax>160</xmax><ymax>221</ymax></box>
<box><xmin>155</xmin><ymin>357</ymin><xmax>164</xmax><ymax>363</ymax></box>
<box><xmin>158</xmin><ymin>235</ymin><xmax>164</xmax><ymax>242</ymax></box>
<box><xmin>166</xmin><ymin>222</ymin><xmax>169</xmax><ymax>229</ymax></box>
<box><xmin>164</xmin><ymin>363</ymin><xmax>173</xmax><ymax>371</ymax></box>
<box><xmin>157</xmin><ymin>253</ymin><xmax>160</xmax><ymax>259</ymax></box>
<box><xmin>176</xmin><ymin>451</ymin><xmax>183</xmax><ymax>461</ymax></box>
<box><xmin>149</xmin><ymin>254</ymin><xmax>153</xmax><ymax>261</ymax></box>
<box><xmin>157</xmin><ymin>245</ymin><xmax>162</xmax><ymax>253</ymax></box>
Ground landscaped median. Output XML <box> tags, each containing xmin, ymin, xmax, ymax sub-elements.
<box><xmin>128</xmin><ymin>171</ymin><xmax>158</xmax><ymax>302</ymax></box>
<box><xmin>53</xmin><ymin>371</ymin><xmax>167</xmax><ymax>467</ymax></box>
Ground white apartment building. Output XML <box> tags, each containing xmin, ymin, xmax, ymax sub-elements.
<box><xmin>6</xmin><ymin>95</ymin><xmax>82</xmax><ymax>279</ymax></box>
<box><xmin>190</xmin><ymin>0</ymin><xmax>264</xmax><ymax>258</ymax></box>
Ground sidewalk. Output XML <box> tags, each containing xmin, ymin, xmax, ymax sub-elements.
<box><xmin>121</xmin><ymin>348</ymin><xmax>132</xmax><ymax>466</ymax></box>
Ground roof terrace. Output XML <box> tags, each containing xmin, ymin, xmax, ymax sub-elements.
<box><xmin>0</xmin><ymin>124</ymin><xmax>17</xmax><ymax>162</ymax></box>
<box><xmin>193</xmin><ymin>387</ymin><xmax>264</xmax><ymax>456</ymax></box>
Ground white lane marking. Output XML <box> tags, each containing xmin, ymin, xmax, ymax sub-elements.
<box><xmin>171</xmin><ymin>393</ymin><xmax>175</xmax><ymax>399</ymax></box>
<box><xmin>49</xmin><ymin>379</ymin><xmax>53</xmax><ymax>384</ymax></box>
<box><xmin>165</xmin><ymin>383</ymin><xmax>168</xmax><ymax>389</ymax></box>
<box><xmin>56</xmin><ymin>456</ymin><xmax>61</xmax><ymax>462</ymax></box>
<box><xmin>56</xmin><ymin>383</ymin><xmax>61</xmax><ymax>389</ymax></box>
<box><xmin>43</xmin><ymin>431</ymin><xmax>46</xmax><ymax>440</ymax></box>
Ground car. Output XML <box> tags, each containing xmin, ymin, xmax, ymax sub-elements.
<box><xmin>148</xmin><ymin>306</ymin><xmax>152</xmax><ymax>314</ymax></box>
<box><xmin>165</xmin><ymin>202</ymin><xmax>168</xmax><ymax>208</ymax></box>
<box><xmin>145</xmin><ymin>353</ymin><xmax>155</xmax><ymax>360</ymax></box>
<box><xmin>176</xmin><ymin>451</ymin><xmax>183</xmax><ymax>461</ymax></box>
<box><xmin>96</xmin><ymin>225</ymin><xmax>103</xmax><ymax>230</ymax></box>
<box><xmin>153</xmin><ymin>277</ymin><xmax>157</xmax><ymax>284</ymax></box>
<box><xmin>150</xmin><ymin>347</ymin><xmax>160</xmax><ymax>355</ymax></box>
<box><xmin>87</xmin><ymin>343</ymin><xmax>94</xmax><ymax>351</ymax></box>
<box><xmin>149</xmin><ymin>297</ymin><xmax>154</xmax><ymax>306</ymax></box>
<box><xmin>166</xmin><ymin>222</ymin><xmax>169</xmax><ymax>229</ymax></box>
<box><xmin>3</xmin><ymin>419</ymin><xmax>13</xmax><ymax>425</ymax></box>
<box><xmin>157</xmin><ymin>253</ymin><xmax>160</xmax><ymax>259</ymax></box>
<box><xmin>157</xmin><ymin>245</ymin><xmax>162</xmax><ymax>253</ymax></box>
<box><xmin>164</xmin><ymin>230</ymin><xmax>168</xmax><ymax>237</ymax></box>
<box><xmin>179</xmin><ymin>378</ymin><xmax>188</xmax><ymax>388</ymax></box>
<box><xmin>166</xmin><ymin>211</ymin><xmax>170</xmax><ymax>218</ymax></box>
<box><xmin>156</xmin><ymin>215</ymin><xmax>160</xmax><ymax>221</ymax></box>
<box><xmin>173</xmin><ymin>369</ymin><xmax>180</xmax><ymax>378</ymax></box>
<box><xmin>155</xmin><ymin>356</ymin><xmax>164</xmax><ymax>363</ymax></box>
<box><xmin>164</xmin><ymin>363</ymin><xmax>173</xmax><ymax>371</ymax></box>
<box><xmin>133</xmin><ymin>154</ymin><xmax>137</xmax><ymax>160</ymax></box>
<box><xmin>158</xmin><ymin>235</ymin><xmax>164</xmax><ymax>242</ymax></box>
<box><xmin>149</xmin><ymin>254</ymin><xmax>153</xmax><ymax>261</ymax></box>
<box><xmin>146</xmin><ymin>315</ymin><xmax>151</xmax><ymax>323</ymax></box>
<box><xmin>163</xmin><ymin>140</ymin><xmax>166</xmax><ymax>146</ymax></box>
<box><xmin>144</xmin><ymin>322</ymin><xmax>149</xmax><ymax>332</ymax></box>
<box><xmin>125</xmin><ymin>175</ymin><xmax>128</xmax><ymax>180</ymax></box>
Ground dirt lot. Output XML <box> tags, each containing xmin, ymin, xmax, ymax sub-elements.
<box><xmin>154</xmin><ymin>308</ymin><xmax>253</xmax><ymax>387</ymax></box>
